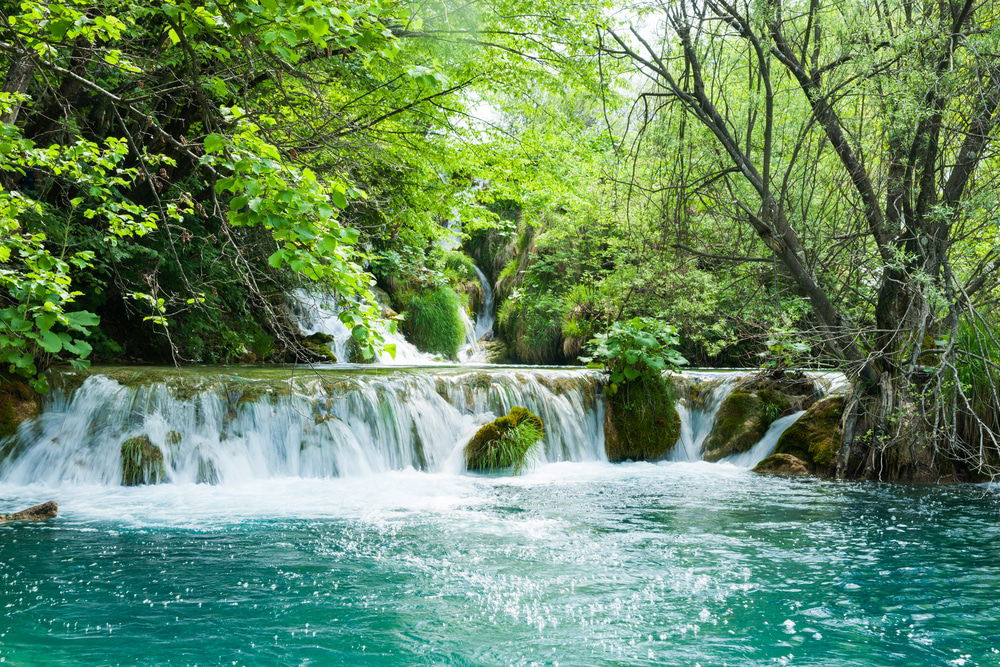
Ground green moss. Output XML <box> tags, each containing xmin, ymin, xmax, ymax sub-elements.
<box><xmin>466</xmin><ymin>407</ymin><xmax>545</xmax><ymax>473</ymax></box>
<box><xmin>702</xmin><ymin>389</ymin><xmax>794</xmax><ymax>461</ymax></box>
<box><xmin>405</xmin><ymin>287</ymin><xmax>466</xmax><ymax>359</ymax></box>
<box><xmin>752</xmin><ymin>453</ymin><xmax>812</xmax><ymax>476</ymax></box>
<box><xmin>120</xmin><ymin>435</ymin><xmax>166</xmax><ymax>486</ymax></box>
<box><xmin>346</xmin><ymin>335</ymin><xmax>376</xmax><ymax>364</ymax></box>
<box><xmin>300</xmin><ymin>332</ymin><xmax>338</xmax><ymax>363</ymax></box>
<box><xmin>774</xmin><ymin>395</ymin><xmax>845</xmax><ymax>476</ymax></box>
<box><xmin>604</xmin><ymin>376</ymin><xmax>682</xmax><ymax>462</ymax></box>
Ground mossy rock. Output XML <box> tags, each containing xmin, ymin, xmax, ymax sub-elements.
<box><xmin>702</xmin><ymin>390</ymin><xmax>789</xmax><ymax>461</ymax></box>
<box><xmin>481</xmin><ymin>340</ymin><xmax>508</xmax><ymax>363</ymax></box>
<box><xmin>701</xmin><ymin>371</ymin><xmax>819</xmax><ymax>462</ymax></box>
<box><xmin>121</xmin><ymin>435</ymin><xmax>167</xmax><ymax>486</ymax></box>
<box><xmin>298</xmin><ymin>333</ymin><xmax>338</xmax><ymax>363</ymax></box>
<box><xmin>604</xmin><ymin>376</ymin><xmax>682</xmax><ymax>462</ymax></box>
<box><xmin>739</xmin><ymin>370</ymin><xmax>818</xmax><ymax>402</ymax></box>
<box><xmin>0</xmin><ymin>380</ymin><xmax>40</xmax><ymax>440</ymax></box>
<box><xmin>773</xmin><ymin>395</ymin><xmax>845</xmax><ymax>477</ymax></box>
<box><xmin>345</xmin><ymin>335</ymin><xmax>375</xmax><ymax>364</ymax></box>
<box><xmin>465</xmin><ymin>407</ymin><xmax>544</xmax><ymax>472</ymax></box>
<box><xmin>752</xmin><ymin>453</ymin><xmax>813</xmax><ymax>477</ymax></box>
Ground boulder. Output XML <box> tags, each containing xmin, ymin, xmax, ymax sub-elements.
<box><xmin>121</xmin><ymin>435</ymin><xmax>167</xmax><ymax>486</ymax></box>
<box><xmin>0</xmin><ymin>501</ymin><xmax>58</xmax><ymax>522</ymax></box>
<box><xmin>604</xmin><ymin>376</ymin><xmax>682</xmax><ymax>462</ymax></box>
<box><xmin>752</xmin><ymin>453</ymin><xmax>812</xmax><ymax>476</ymax></box>
<box><xmin>702</xmin><ymin>371</ymin><xmax>818</xmax><ymax>461</ymax></box>
<box><xmin>299</xmin><ymin>332</ymin><xmax>338</xmax><ymax>363</ymax></box>
<box><xmin>773</xmin><ymin>395</ymin><xmax>845</xmax><ymax>477</ymax></box>
<box><xmin>466</xmin><ymin>407</ymin><xmax>544</xmax><ymax>472</ymax></box>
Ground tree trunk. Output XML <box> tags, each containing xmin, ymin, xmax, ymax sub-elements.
<box><xmin>1</xmin><ymin>51</ymin><xmax>36</xmax><ymax>125</ymax></box>
<box><xmin>840</xmin><ymin>370</ymin><xmax>941</xmax><ymax>482</ymax></box>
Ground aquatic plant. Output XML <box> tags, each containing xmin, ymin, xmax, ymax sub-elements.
<box><xmin>466</xmin><ymin>407</ymin><xmax>545</xmax><ymax>473</ymax></box>
<box><xmin>120</xmin><ymin>435</ymin><xmax>166</xmax><ymax>486</ymax></box>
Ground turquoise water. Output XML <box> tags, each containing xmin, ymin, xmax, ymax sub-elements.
<box><xmin>2</xmin><ymin>462</ymin><xmax>999</xmax><ymax>665</ymax></box>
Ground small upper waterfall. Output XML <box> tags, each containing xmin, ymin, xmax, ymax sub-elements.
<box><xmin>472</xmin><ymin>264</ymin><xmax>495</xmax><ymax>341</ymax></box>
<box><xmin>290</xmin><ymin>289</ymin><xmax>435</xmax><ymax>364</ymax></box>
<box><xmin>457</xmin><ymin>264</ymin><xmax>496</xmax><ymax>363</ymax></box>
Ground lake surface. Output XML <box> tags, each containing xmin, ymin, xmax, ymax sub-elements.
<box><xmin>2</xmin><ymin>461</ymin><xmax>998</xmax><ymax>665</ymax></box>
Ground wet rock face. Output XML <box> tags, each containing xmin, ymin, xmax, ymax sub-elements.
<box><xmin>773</xmin><ymin>395</ymin><xmax>845</xmax><ymax>477</ymax></box>
<box><xmin>121</xmin><ymin>435</ymin><xmax>167</xmax><ymax>486</ymax></box>
<box><xmin>0</xmin><ymin>380</ymin><xmax>40</xmax><ymax>440</ymax></box>
<box><xmin>0</xmin><ymin>501</ymin><xmax>57</xmax><ymax>522</ymax></box>
<box><xmin>702</xmin><ymin>371</ymin><xmax>819</xmax><ymax>462</ymax></box>
<box><xmin>604</xmin><ymin>377</ymin><xmax>682</xmax><ymax>462</ymax></box>
<box><xmin>752</xmin><ymin>453</ymin><xmax>812</xmax><ymax>476</ymax></box>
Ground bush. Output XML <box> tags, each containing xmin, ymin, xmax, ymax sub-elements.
<box><xmin>405</xmin><ymin>287</ymin><xmax>466</xmax><ymax>358</ymax></box>
<box><xmin>583</xmin><ymin>317</ymin><xmax>688</xmax><ymax>394</ymax></box>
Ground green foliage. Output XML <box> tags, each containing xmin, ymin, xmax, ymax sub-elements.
<box><xmin>583</xmin><ymin>317</ymin><xmax>688</xmax><ymax>394</ymax></box>
<box><xmin>0</xmin><ymin>100</ymin><xmax>171</xmax><ymax>389</ymax></box>
<box><xmin>954</xmin><ymin>317</ymin><xmax>1000</xmax><ymax>448</ymax></box>
<box><xmin>465</xmin><ymin>407</ymin><xmax>545</xmax><ymax>473</ymax></box>
<box><xmin>405</xmin><ymin>288</ymin><xmax>465</xmax><ymax>359</ymax></box>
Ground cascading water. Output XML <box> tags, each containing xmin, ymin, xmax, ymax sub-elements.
<box><xmin>0</xmin><ymin>368</ymin><xmax>606</xmax><ymax>486</ymax></box>
<box><xmin>0</xmin><ymin>367</ymin><xmax>842</xmax><ymax>488</ymax></box>
<box><xmin>290</xmin><ymin>289</ymin><xmax>434</xmax><ymax>364</ymax></box>
<box><xmin>668</xmin><ymin>373</ymin><xmax>737</xmax><ymax>462</ymax></box>
<box><xmin>721</xmin><ymin>410</ymin><xmax>806</xmax><ymax>467</ymax></box>
<box><xmin>457</xmin><ymin>263</ymin><xmax>496</xmax><ymax>363</ymax></box>
<box><xmin>471</xmin><ymin>264</ymin><xmax>495</xmax><ymax>340</ymax></box>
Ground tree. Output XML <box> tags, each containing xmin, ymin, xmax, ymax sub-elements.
<box><xmin>599</xmin><ymin>0</ymin><xmax>1000</xmax><ymax>480</ymax></box>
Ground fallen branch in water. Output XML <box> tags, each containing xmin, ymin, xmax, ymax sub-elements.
<box><xmin>0</xmin><ymin>501</ymin><xmax>58</xmax><ymax>523</ymax></box>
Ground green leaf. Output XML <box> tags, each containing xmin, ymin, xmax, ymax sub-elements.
<box><xmin>36</xmin><ymin>329</ymin><xmax>63</xmax><ymax>354</ymax></box>
<box><xmin>204</xmin><ymin>133</ymin><xmax>226</xmax><ymax>154</ymax></box>
<box><xmin>330</xmin><ymin>189</ymin><xmax>348</xmax><ymax>209</ymax></box>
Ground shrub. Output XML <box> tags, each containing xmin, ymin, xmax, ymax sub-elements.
<box><xmin>582</xmin><ymin>317</ymin><xmax>688</xmax><ymax>394</ymax></box>
<box><xmin>405</xmin><ymin>287</ymin><xmax>466</xmax><ymax>359</ymax></box>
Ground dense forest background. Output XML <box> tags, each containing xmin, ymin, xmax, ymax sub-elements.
<box><xmin>3</xmin><ymin>0</ymin><xmax>1000</xmax><ymax>480</ymax></box>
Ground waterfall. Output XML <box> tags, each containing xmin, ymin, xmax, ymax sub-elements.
<box><xmin>720</xmin><ymin>410</ymin><xmax>806</xmax><ymax>468</ymax></box>
<box><xmin>456</xmin><ymin>264</ymin><xmax>495</xmax><ymax>363</ymax></box>
<box><xmin>0</xmin><ymin>368</ymin><xmax>606</xmax><ymax>486</ymax></box>
<box><xmin>669</xmin><ymin>374</ymin><xmax>737</xmax><ymax>461</ymax></box>
<box><xmin>472</xmin><ymin>264</ymin><xmax>495</xmax><ymax>340</ymax></box>
<box><xmin>290</xmin><ymin>289</ymin><xmax>435</xmax><ymax>364</ymax></box>
<box><xmin>0</xmin><ymin>367</ymin><xmax>845</xmax><ymax>488</ymax></box>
